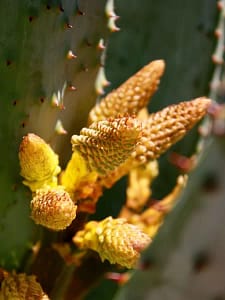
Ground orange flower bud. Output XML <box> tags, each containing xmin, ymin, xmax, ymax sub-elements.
<box><xmin>132</xmin><ymin>97</ymin><xmax>212</xmax><ymax>163</ymax></box>
<box><xmin>100</xmin><ymin>97</ymin><xmax>211</xmax><ymax>187</ymax></box>
<box><xmin>88</xmin><ymin>60</ymin><xmax>165</xmax><ymax>124</ymax></box>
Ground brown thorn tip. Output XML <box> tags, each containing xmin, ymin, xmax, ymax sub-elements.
<box><xmin>66</xmin><ymin>23</ymin><xmax>73</xmax><ymax>29</ymax></box>
<box><xmin>215</xmin><ymin>28</ymin><xmax>222</xmax><ymax>38</ymax></box>
<box><xmin>212</xmin><ymin>54</ymin><xmax>224</xmax><ymax>65</ymax></box>
<box><xmin>68</xmin><ymin>85</ymin><xmax>77</xmax><ymax>91</ymax></box>
<box><xmin>217</xmin><ymin>1</ymin><xmax>224</xmax><ymax>10</ymax></box>
<box><xmin>97</xmin><ymin>39</ymin><xmax>106</xmax><ymax>50</ymax></box>
<box><xmin>67</xmin><ymin>50</ymin><xmax>77</xmax><ymax>59</ymax></box>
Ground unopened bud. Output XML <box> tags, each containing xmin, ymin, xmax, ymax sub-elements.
<box><xmin>0</xmin><ymin>272</ymin><xmax>49</xmax><ymax>300</ymax></box>
<box><xmin>31</xmin><ymin>186</ymin><xmax>77</xmax><ymax>231</ymax></box>
<box><xmin>19</xmin><ymin>133</ymin><xmax>61</xmax><ymax>191</ymax></box>
<box><xmin>73</xmin><ymin>217</ymin><xmax>151</xmax><ymax>268</ymax></box>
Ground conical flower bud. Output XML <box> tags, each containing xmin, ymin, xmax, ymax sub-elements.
<box><xmin>88</xmin><ymin>60</ymin><xmax>165</xmax><ymax>124</ymax></box>
<box><xmin>31</xmin><ymin>186</ymin><xmax>77</xmax><ymax>231</ymax></box>
<box><xmin>133</xmin><ymin>97</ymin><xmax>211</xmax><ymax>163</ymax></box>
<box><xmin>73</xmin><ymin>217</ymin><xmax>151</xmax><ymax>268</ymax></box>
<box><xmin>19</xmin><ymin>133</ymin><xmax>61</xmax><ymax>191</ymax></box>
<box><xmin>100</xmin><ymin>97</ymin><xmax>211</xmax><ymax>187</ymax></box>
<box><xmin>0</xmin><ymin>272</ymin><xmax>49</xmax><ymax>300</ymax></box>
<box><xmin>71</xmin><ymin>116</ymin><xmax>142</xmax><ymax>175</ymax></box>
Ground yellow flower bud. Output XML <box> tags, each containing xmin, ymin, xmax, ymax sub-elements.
<box><xmin>124</xmin><ymin>175</ymin><xmax>188</xmax><ymax>238</ymax></box>
<box><xmin>31</xmin><ymin>186</ymin><xmax>77</xmax><ymax>231</ymax></box>
<box><xmin>0</xmin><ymin>272</ymin><xmax>49</xmax><ymax>300</ymax></box>
<box><xmin>71</xmin><ymin>116</ymin><xmax>142</xmax><ymax>175</ymax></box>
<box><xmin>126</xmin><ymin>160</ymin><xmax>159</xmax><ymax>212</ymax></box>
<box><xmin>100</xmin><ymin>97</ymin><xmax>211</xmax><ymax>188</ymax></box>
<box><xmin>73</xmin><ymin>217</ymin><xmax>151</xmax><ymax>268</ymax></box>
<box><xmin>19</xmin><ymin>133</ymin><xmax>61</xmax><ymax>191</ymax></box>
<box><xmin>88</xmin><ymin>60</ymin><xmax>165</xmax><ymax>124</ymax></box>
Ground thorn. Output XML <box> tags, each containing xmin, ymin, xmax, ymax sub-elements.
<box><xmin>95</xmin><ymin>67</ymin><xmax>110</xmax><ymax>95</ymax></box>
<box><xmin>97</xmin><ymin>38</ymin><xmax>106</xmax><ymax>50</ymax></box>
<box><xmin>63</xmin><ymin>18</ymin><xmax>73</xmax><ymax>29</ymax></box>
<box><xmin>51</xmin><ymin>93</ymin><xmax>59</xmax><ymax>107</ymax></box>
<box><xmin>108</xmin><ymin>16</ymin><xmax>120</xmax><ymax>32</ymax></box>
<box><xmin>77</xmin><ymin>9</ymin><xmax>85</xmax><ymax>16</ymax></box>
<box><xmin>12</xmin><ymin>100</ymin><xmax>18</xmax><ymax>106</ymax></box>
<box><xmin>76</xmin><ymin>1</ymin><xmax>85</xmax><ymax>16</ymax></box>
<box><xmin>212</xmin><ymin>54</ymin><xmax>224</xmax><ymax>65</ymax></box>
<box><xmin>59</xmin><ymin>103</ymin><xmax>65</xmax><ymax>110</ymax></box>
<box><xmin>67</xmin><ymin>84</ymin><xmax>77</xmax><ymax>91</ymax></box>
<box><xmin>55</xmin><ymin>120</ymin><xmax>67</xmax><ymax>135</ymax></box>
<box><xmin>46</xmin><ymin>4</ymin><xmax>51</xmax><ymax>10</ymax></box>
<box><xmin>214</xmin><ymin>28</ymin><xmax>222</xmax><ymax>38</ymax></box>
<box><xmin>28</xmin><ymin>16</ymin><xmax>35</xmax><ymax>22</ymax></box>
<box><xmin>65</xmin><ymin>23</ymin><xmax>73</xmax><ymax>29</ymax></box>
<box><xmin>67</xmin><ymin>50</ymin><xmax>77</xmax><ymax>60</ymax></box>
<box><xmin>59</xmin><ymin>4</ymin><xmax>64</xmax><ymax>12</ymax></box>
<box><xmin>31</xmin><ymin>241</ymin><xmax>41</xmax><ymax>256</ymax></box>
<box><xmin>105</xmin><ymin>272</ymin><xmax>130</xmax><ymax>285</ymax></box>
<box><xmin>105</xmin><ymin>0</ymin><xmax>116</xmax><ymax>17</ymax></box>
<box><xmin>217</xmin><ymin>1</ymin><xmax>224</xmax><ymax>10</ymax></box>
<box><xmin>40</xmin><ymin>97</ymin><xmax>45</xmax><ymax>103</ymax></box>
<box><xmin>107</xmin><ymin>11</ymin><xmax>116</xmax><ymax>18</ymax></box>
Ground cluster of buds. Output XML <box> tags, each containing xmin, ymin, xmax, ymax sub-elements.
<box><xmin>18</xmin><ymin>59</ymin><xmax>211</xmax><ymax>269</ymax></box>
<box><xmin>19</xmin><ymin>134</ymin><xmax>77</xmax><ymax>230</ymax></box>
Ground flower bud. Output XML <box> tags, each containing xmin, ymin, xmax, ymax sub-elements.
<box><xmin>71</xmin><ymin>116</ymin><xmax>142</xmax><ymax>175</ymax></box>
<box><xmin>19</xmin><ymin>133</ymin><xmax>61</xmax><ymax>191</ymax></box>
<box><xmin>31</xmin><ymin>186</ymin><xmax>77</xmax><ymax>231</ymax></box>
<box><xmin>73</xmin><ymin>217</ymin><xmax>151</xmax><ymax>268</ymax></box>
<box><xmin>88</xmin><ymin>60</ymin><xmax>165</xmax><ymax>124</ymax></box>
<box><xmin>0</xmin><ymin>272</ymin><xmax>49</xmax><ymax>300</ymax></box>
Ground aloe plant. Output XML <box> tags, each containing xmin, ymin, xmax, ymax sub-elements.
<box><xmin>0</xmin><ymin>0</ymin><xmax>223</xmax><ymax>299</ymax></box>
<box><xmin>112</xmin><ymin>1</ymin><xmax>225</xmax><ymax>300</ymax></box>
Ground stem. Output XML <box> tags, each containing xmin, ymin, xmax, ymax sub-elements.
<box><xmin>64</xmin><ymin>253</ymin><xmax>112</xmax><ymax>300</ymax></box>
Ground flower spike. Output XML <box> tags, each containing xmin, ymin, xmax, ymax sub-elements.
<box><xmin>88</xmin><ymin>60</ymin><xmax>165</xmax><ymax>124</ymax></box>
<box><xmin>73</xmin><ymin>217</ymin><xmax>151</xmax><ymax>268</ymax></box>
<box><xmin>100</xmin><ymin>97</ymin><xmax>211</xmax><ymax>187</ymax></box>
<box><xmin>132</xmin><ymin>97</ymin><xmax>212</xmax><ymax>163</ymax></box>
